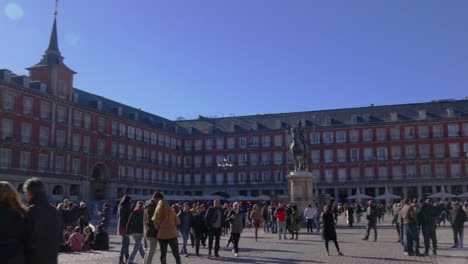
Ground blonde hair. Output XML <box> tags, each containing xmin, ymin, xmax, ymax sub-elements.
<box><xmin>153</xmin><ymin>199</ymin><xmax>172</xmax><ymax>220</ymax></box>
<box><xmin>0</xmin><ymin>181</ymin><xmax>28</xmax><ymax>217</ymax></box>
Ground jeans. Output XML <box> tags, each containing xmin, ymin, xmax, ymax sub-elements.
<box><xmin>314</xmin><ymin>217</ymin><xmax>321</xmax><ymax>232</ymax></box>
<box><xmin>181</xmin><ymin>229</ymin><xmax>190</xmax><ymax>253</ymax></box>
<box><xmin>306</xmin><ymin>219</ymin><xmax>313</xmax><ymax>232</ymax></box>
<box><xmin>159</xmin><ymin>238</ymin><xmax>181</xmax><ymax>264</ymax></box>
<box><xmin>263</xmin><ymin>220</ymin><xmax>270</xmax><ymax>232</ymax></box>
<box><xmin>129</xmin><ymin>233</ymin><xmax>145</xmax><ymax>261</ymax></box>
<box><xmin>271</xmin><ymin>220</ymin><xmax>277</xmax><ymax>233</ymax></box>
<box><xmin>119</xmin><ymin>235</ymin><xmax>130</xmax><ymax>261</ymax></box>
<box><xmin>232</xmin><ymin>233</ymin><xmax>241</xmax><ymax>253</ymax></box>
<box><xmin>278</xmin><ymin>221</ymin><xmax>287</xmax><ymax>238</ymax></box>
<box><xmin>364</xmin><ymin>222</ymin><xmax>377</xmax><ymax>241</ymax></box>
<box><xmin>453</xmin><ymin>227</ymin><xmax>464</xmax><ymax>248</ymax></box>
<box><xmin>143</xmin><ymin>237</ymin><xmax>158</xmax><ymax>264</ymax></box>
<box><xmin>405</xmin><ymin>223</ymin><xmax>420</xmax><ymax>255</ymax></box>
<box><xmin>208</xmin><ymin>228</ymin><xmax>222</xmax><ymax>255</ymax></box>
<box><xmin>422</xmin><ymin>225</ymin><xmax>437</xmax><ymax>252</ymax></box>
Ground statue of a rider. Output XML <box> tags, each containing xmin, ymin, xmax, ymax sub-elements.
<box><xmin>289</xmin><ymin>120</ymin><xmax>308</xmax><ymax>171</ymax></box>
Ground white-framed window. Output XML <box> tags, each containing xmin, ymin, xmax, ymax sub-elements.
<box><xmin>216</xmin><ymin>138</ymin><xmax>224</xmax><ymax>150</ymax></box>
<box><xmin>250</xmin><ymin>171</ymin><xmax>260</xmax><ymax>183</ymax></box>
<box><xmin>127</xmin><ymin>126</ymin><xmax>135</xmax><ymax>139</ymax></box>
<box><xmin>275</xmin><ymin>170</ymin><xmax>284</xmax><ymax>182</ymax></box>
<box><xmin>55</xmin><ymin>156</ymin><xmax>64</xmax><ymax>173</ymax></box>
<box><xmin>262</xmin><ymin>135</ymin><xmax>271</xmax><ymax>147</ymax></box>
<box><xmin>142</xmin><ymin>130</ymin><xmax>149</xmax><ymax>143</ymax></box>
<box><xmin>195</xmin><ymin>139</ymin><xmax>203</xmax><ymax>151</ymax></box>
<box><xmin>435</xmin><ymin>164</ymin><xmax>446</xmax><ymax>178</ymax></box>
<box><xmin>111</xmin><ymin>142</ymin><xmax>118</xmax><ymax>157</ymax></box>
<box><xmin>434</xmin><ymin>144</ymin><xmax>445</xmax><ymax>158</ymax></box>
<box><xmin>364</xmin><ymin>148</ymin><xmax>374</xmax><ymax>161</ymax></box>
<box><xmin>419</xmin><ymin>144</ymin><xmax>430</xmax><ymax>159</ymax></box>
<box><xmin>262</xmin><ymin>171</ymin><xmax>271</xmax><ymax>183</ymax></box>
<box><xmin>378</xmin><ymin>166</ymin><xmax>388</xmax><ymax>180</ymax></box>
<box><xmin>365</xmin><ymin>167</ymin><xmax>374</xmax><ymax>179</ymax></box>
<box><xmin>311</xmin><ymin>150</ymin><xmax>320</xmax><ymax>164</ymax></box>
<box><xmin>21</xmin><ymin>122</ymin><xmax>31</xmax><ymax>143</ymax></box>
<box><xmin>119</xmin><ymin>123</ymin><xmax>126</xmax><ymax>137</ymax></box>
<box><xmin>227</xmin><ymin>137</ymin><xmax>235</xmax><ymax>149</ymax></box>
<box><xmin>350</xmin><ymin>130</ymin><xmax>359</xmax><ymax>142</ymax></box>
<box><xmin>184</xmin><ymin>174</ymin><xmax>192</xmax><ymax>185</ymax></box>
<box><xmin>451</xmin><ymin>164</ymin><xmax>461</xmax><ymax>178</ymax></box>
<box><xmin>205</xmin><ymin>138</ymin><xmax>213</xmax><ymax>150</ymax></box>
<box><xmin>324</xmin><ymin>149</ymin><xmax>334</xmax><ymax>163</ymax></box>
<box><xmin>307</xmin><ymin>132</ymin><xmax>318</xmax><ymax>144</ymax></box>
<box><xmin>194</xmin><ymin>156</ymin><xmax>202</xmax><ymax>168</ymax></box>
<box><xmin>73</xmin><ymin>110</ymin><xmax>82</xmax><ymax>127</ymax></box>
<box><xmin>150</xmin><ymin>132</ymin><xmax>157</xmax><ymax>145</ymax></box>
<box><xmin>376</xmin><ymin>128</ymin><xmax>386</xmax><ymax>141</ymax></box>
<box><xmin>338</xmin><ymin>168</ymin><xmax>347</xmax><ymax>182</ymax></box>
<box><xmin>336</xmin><ymin>131</ymin><xmax>346</xmax><ymax>143</ymax></box>
<box><xmin>1</xmin><ymin>119</ymin><xmax>13</xmax><ymax>139</ymax></box>
<box><xmin>337</xmin><ymin>149</ymin><xmax>346</xmax><ymax>162</ymax></box>
<box><xmin>39</xmin><ymin>126</ymin><xmax>49</xmax><ymax>146</ymax></box>
<box><xmin>249</xmin><ymin>136</ymin><xmax>259</xmax><ymax>146</ymax></box>
<box><xmin>83</xmin><ymin>136</ymin><xmax>90</xmax><ymax>153</ymax></box>
<box><xmin>127</xmin><ymin>145</ymin><xmax>133</xmax><ymax>160</ymax></box>
<box><xmin>19</xmin><ymin>151</ymin><xmax>30</xmax><ymax>170</ymax></box>
<box><xmin>432</xmin><ymin>125</ymin><xmax>443</xmax><ymax>138</ymax></box>
<box><xmin>135</xmin><ymin>128</ymin><xmax>141</xmax><ymax>141</ymax></box>
<box><xmin>83</xmin><ymin>114</ymin><xmax>91</xmax><ymax>129</ymax></box>
<box><xmin>118</xmin><ymin>144</ymin><xmax>125</xmax><ymax>159</ymax></box>
<box><xmin>0</xmin><ymin>148</ymin><xmax>12</xmax><ymax>168</ymax></box>
<box><xmin>136</xmin><ymin>147</ymin><xmax>142</xmax><ymax>161</ymax></box>
<box><xmin>22</xmin><ymin>96</ymin><xmax>33</xmax><ymax>115</ymax></box>
<box><xmin>323</xmin><ymin>132</ymin><xmax>333</xmax><ymax>144</ymax></box>
<box><xmin>390</xmin><ymin>126</ymin><xmax>400</xmax><ymax>140</ymax></box>
<box><xmin>135</xmin><ymin>168</ymin><xmax>142</xmax><ymax>181</ymax></box>
<box><xmin>250</xmin><ymin>153</ymin><xmax>259</xmax><ymax>166</ymax></box>
<box><xmin>238</xmin><ymin>153</ymin><xmax>247</xmax><ymax>166</ymax></box>
<box><xmin>38</xmin><ymin>154</ymin><xmax>48</xmax><ymax>172</ymax></box>
<box><xmin>406</xmin><ymin>165</ymin><xmax>416</xmax><ymax>178</ymax></box>
<box><xmin>418</xmin><ymin>126</ymin><xmax>429</xmax><ymax>138</ymax></box>
<box><xmin>56</xmin><ymin>130</ymin><xmax>65</xmax><ymax>149</ymax></box>
<box><xmin>351</xmin><ymin>167</ymin><xmax>360</xmax><ymax>181</ymax></box>
<box><xmin>97</xmin><ymin>117</ymin><xmax>105</xmax><ymax>132</ymax></box>
<box><xmin>2</xmin><ymin>92</ymin><xmax>14</xmax><ymax>111</ymax></box>
<box><xmin>463</xmin><ymin>123</ymin><xmax>468</xmax><ymax>136</ymax></box>
<box><xmin>72</xmin><ymin>133</ymin><xmax>81</xmax><ymax>152</ymax></box>
<box><xmin>391</xmin><ymin>146</ymin><xmax>401</xmax><ymax>160</ymax></box>
<box><xmin>392</xmin><ymin>166</ymin><xmax>402</xmax><ymax>180</ymax></box>
<box><xmin>274</xmin><ymin>135</ymin><xmax>282</xmax><ymax>146</ymax></box>
<box><xmin>448</xmin><ymin>124</ymin><xmax>459</xmax><ymax>137</ymax></box>
<box><xmin>57</xmin><ymin>106</ymin><xmax>66</xmax><ymax>123</ymax></box>
<box><xmin>261</xmin><ymin>152</ymin><xmax>271</xmax><ymax>165</ymax></box>
<box><xmin>111</xmin><ymin>121</ymin><xmax>118</xmax><ymax>135</ymax></box>
<box><xmin>274</xmin><ymin>152</ymin><xmax>283</xmax><ymax>165</ymax></box>
<box><xmin>192</xmin><ymin>173</ymin><xmax>201</xmax><ymax>185</ymax></box>
<box><xmin>350</xmin><ymin>148</ymin><xmax>359</xmax><ymax>162</ymax></box>
<box><xmin>404</xmin><ymin>126</ymin><xmax>415</xmax><ymax>139</ymax></box>
<box><xmin>363</xmin><ymin>129</ymin><xmax>373</xmax><ymax>142</ymax></box>
<box><xmin>325</xmin><ymin>169</ymin><xmax>333</xmax><ymax>183</ymax></box>
<box><xmin>127</xmin><ymin>166</ymin><xmax>134</xmax><ymax>180</ymax></box>
<box><xmin>204</xmin><ymin>155</ymin><xmax>213</xmax><ymax>167</ymax></box>
<box><xmin>205</xmin><ymin>173</ymin><xmax>212</xmax><ymax>184</ymax></box>
<box><xmin>377</xmin><ymin>147</ymin><xmax>387</xmax><ymax>160</ymax></box>
<box><xmin>405</xmin><ymin>145</ymin><xmax>416</xmax><ymax>159</ymax></box>
<box><xmin>98</xmin><ymin>139</ymin><xmax>105</xmax><ymax>155</ymax></box>
<box><xmin>449</xmin><ymin>143</ymin><xmax>460</xmax><ymax>158</ymax></box>
<box><xmin>421</xmin><ymin>165</ymin><xmax>431</xmax><ymax>178</ymax></box>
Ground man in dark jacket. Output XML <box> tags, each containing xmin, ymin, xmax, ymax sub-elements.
<box><xmin>143</xmin><ymin>192</ymin><xmax>164</xmax><ymax>264</ymax></box>
<box><xmin>451</xmin><ymin>202</ymin><xmax>467</xmax><ymax>249</ymax></box>
<box><xmin>418</xmin><ymin>198</ymin><xmax>438</xmax><ymax>255</ymax></box>
<box><xmin>78</xmin><ymin>202</ymin><xmax>91</xmax><ymax>232</ymax></box>
<box><xmin>23</xmin><ymin>178</ymin><xmax>62</xmax><ymax>264</ymax></box>
<box><xmin>205</xmin><ymin>199</ymin><xmax>223</xmax><ymax>257</ymax></box>
<box><xmin>362</xmin><ymin>200</ymin><xmax>378</xmax><ymax>241</ymax></box>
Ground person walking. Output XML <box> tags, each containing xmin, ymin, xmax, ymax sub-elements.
<box><xmin>262</xmin><ymin>203</ymin><xmax>270</xmax><ymax>233</ymax></box>
<box><xmin>178</xmin><ymin>202</ymin><xmax>194</xmax><ymax>256</ymax></box>
<box><xmin>143</xmin><ymin>192</ymin><xmax>164</xmax><ymax>264</ymax></box>
<box><xmin>418</xmin><ymin>198</ymin><xmax>438</xmax><ymax>255</ymax></box>
<box><xmin>0</xmin><ymin>181</ymin><xmax>28</xmax><ymax>264</ymax></box>
<box><xmin>153</xmin><ymin>199</ymin><xmax>181</xmax><ymax>264</ymax></box>
<box><xmin>304</xmin><ymin>204</ymin><xmax>314</xmax><ymax>233</ymax></box>
<box><xmin>362</xmin><ymin>200</ymin><xmax>378</xmax><ymax>242</ymax></box>
<box><xmin>276</xmin><ymin>203</ymin><xmax>287</xmax><ymax>240</ymax></box>
<box><xmin>205</xmin><ymin>199</ymin><xmax>223</xmax><ymax>257</ymax></box>
<box><xmin>192</xmin><ymin>206</ymin><xmax>206</xmax><ymax>256</ymax></box>
<box><xmin>321</xmin><ymin>205</ymin><xmax>344</xmax><ymax>256</ymax></box>
<box><xmin>126</xmin><ymin>201</ymin><xmax>145</xmax><ymax>264</ymax></box>
<box><xmin>290</xmin><ymin>205</ymin><xmax>301</xmax><ymax>240</ymax></box>
<box><xmin>23</xmin><ymin>178</ymin><xmax>62</xmax><ymax>264</ymax></box>
<box><xmin>228</xmin><ymin>202</ymin><xmax>244</xmax><ymax>257</ymax></box>
<box><xmin>450</xmin><ymin>201</ymin><xmax>467</xmax><ymax>249</ymax></box>
<box><xmin>250</xmin><ymin>204</ymin><xmax>262</xmax><ymax>241</ymax></box>
<box><xmin>400</xmin><ymin>199</ymin><xmax>420</xmax><ymax>256</ymax></box>
<box><xmin>117</xmin><ymin>195</ymin><xmax>132</xmax><ymax>264</ymax></box>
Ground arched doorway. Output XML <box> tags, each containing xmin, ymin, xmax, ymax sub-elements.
<box><xmin>90</xmin><ymin>163</ymin><xmax>109</xmax><ymax>200</ymax></box>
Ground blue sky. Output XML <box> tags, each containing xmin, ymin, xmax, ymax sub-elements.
<box><xmin>1</xmin><ymin>0</ymin><xmax>468</xmax><ymax>120</ymax></box>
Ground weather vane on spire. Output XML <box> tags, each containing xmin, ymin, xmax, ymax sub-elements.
<box><xmin>54</xmin><ymin>0</ymin><xmax>59</xmax><ymax>16</ymax></box>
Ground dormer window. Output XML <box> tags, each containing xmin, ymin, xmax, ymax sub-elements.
<box><xmin>117</xmin><ymin>107</ymin><xmax>123</xmax><ymax>116</ymax></box>
<box><xmin>418</xmin><ymin>110</ymin><xmax>427</xmax><ymax>120</ymax></box>
<box><xmin>96</xmin><ymin>100</ymin><xmax>103</xmax><ymax>111</ymax></box>
<box><xmin>251</xmin><ymin>121</ymin><xmax>258</xmax><ymax>130</ymax></box>
<box><xmin>351</xmin><ymin>114</ymin><xmax>358</xmax><ymax>124</ymax></box>
<box><xmin>446</xmin><ymin>108</ymin><xmax>455</xmax><ymax>118</ymax></box>
<box><xmin>73</xmin><ymin>93</ymin><xmax>79</xmax><ymax>103</ymax></box>
<box><xmin>230</xmin><ymin>123</ymin><xmax>236</xmax><ymax>132</ymax></box>
<box><xmin>390</xmin><ymin>112</ymin><xmax>398</xmax><ymax>121</ymax></box>
<box><xmin>362</xmin><ymin>114</ymin><xmax>370</xmax><ymax>123</ymax></box>
<box><xmin>275</xmin><ymin>120</ymin><xmax>283</xmax><ymax>129</ymax></box>
<box><xmin>324</xmin><ymin>116</ymin><xmax>332</xmax><ymax>126</ymax></box>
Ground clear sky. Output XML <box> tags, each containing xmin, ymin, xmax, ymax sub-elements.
<box><xmin>1</xmin><ymin>0</ymin><xmax>468</xmax><ymax>121</ymax></box>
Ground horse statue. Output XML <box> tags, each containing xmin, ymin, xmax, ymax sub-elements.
<box><xmin>289</xmin><ymin>121</ymin><xmax>308</xmax><ymax>172</ymax></box>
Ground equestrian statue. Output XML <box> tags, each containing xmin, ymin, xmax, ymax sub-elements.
<box><xmin>289</xmin><ymin>120</ymin><xmax>308</xmax><ymax>172</ymax></box>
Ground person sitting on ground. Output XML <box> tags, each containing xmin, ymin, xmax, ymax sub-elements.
<box><xmin>83</xmin><ymin>226</ymin><xmax>95</xmax><ymax>250</ymax></box>
<box><xmin>94</xmin><ymin>224</ymin><xmax>110</xmax><ymax>250</ymax></box>
<box><xmin>68</xmin><ymin>226</ymin><xmax>86</xmax><ymax>252</ymax></box>
<box><xmin>60</xmin><ymin>226</ymin><xmax>74</xmax><ymax>252</ymax></box>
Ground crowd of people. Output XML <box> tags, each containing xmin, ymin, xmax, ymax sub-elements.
<box><xmin>1</xmin><ymin>177</ymin><xmax>467</xmax><ymax>264</ymax></box>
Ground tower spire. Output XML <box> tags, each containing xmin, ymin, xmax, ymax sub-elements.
<box><xmin>46</xmin><ymin>0</ymin><xmax>60</xmax><ymax>55</ymax></box>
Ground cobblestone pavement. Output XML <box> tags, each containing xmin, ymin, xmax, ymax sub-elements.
<box><xmin>59</xmin><ymin>215</ymin><xmax>467</xmax><ymax>264</ymax></box>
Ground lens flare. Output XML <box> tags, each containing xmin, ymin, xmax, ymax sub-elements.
<box><xmin>5</xmin><ymin>3</ymin><xmax>24</xmax><ymax>21</ymax></box>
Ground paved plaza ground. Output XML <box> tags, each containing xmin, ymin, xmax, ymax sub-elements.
<box><xmin>59</xmin><ymin>214</ymin><xmax>467</xmax><ymax>264</ymax></box>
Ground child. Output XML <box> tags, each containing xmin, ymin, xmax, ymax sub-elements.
<box><xmin>94</xmin><ymin>224</ymin><xmax>109</xmax><ymax>250</ymax></box>
<box><xmin>68</xmin><ymin>226</ymin><xmax>85</xmax><ymax>251</ymax></box>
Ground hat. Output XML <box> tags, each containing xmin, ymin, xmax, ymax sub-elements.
<box><xmin>153</xmin><ymin>192</ymin><xmax>164</xmax><ymax>199</ymax></box>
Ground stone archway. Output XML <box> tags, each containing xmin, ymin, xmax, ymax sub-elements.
<box><xmin>89</xmin><ymin>163</ymin><xmax>109</xmax><ymax>201</ymax></box>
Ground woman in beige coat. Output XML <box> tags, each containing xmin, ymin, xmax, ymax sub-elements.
<box><xmin>250</xmin><ymin>204</ymin><xmax>262</xmax><ymax>241</ymax></box>
<box><xmin>153</xmin><ymin>200</ymin><xmax>181</xmax><ymax>264</ymax></box>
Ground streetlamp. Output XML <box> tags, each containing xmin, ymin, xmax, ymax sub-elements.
<box><xmin>217</xmin><ymin>157</ymin><xmax>233</xmax><ymax>199</ymax></box>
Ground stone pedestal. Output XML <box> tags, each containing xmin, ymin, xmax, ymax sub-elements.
<box><xmin>287</xmin><ymin>171</ymin><xmax>316</xmax><ymax>211</ymax></box>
